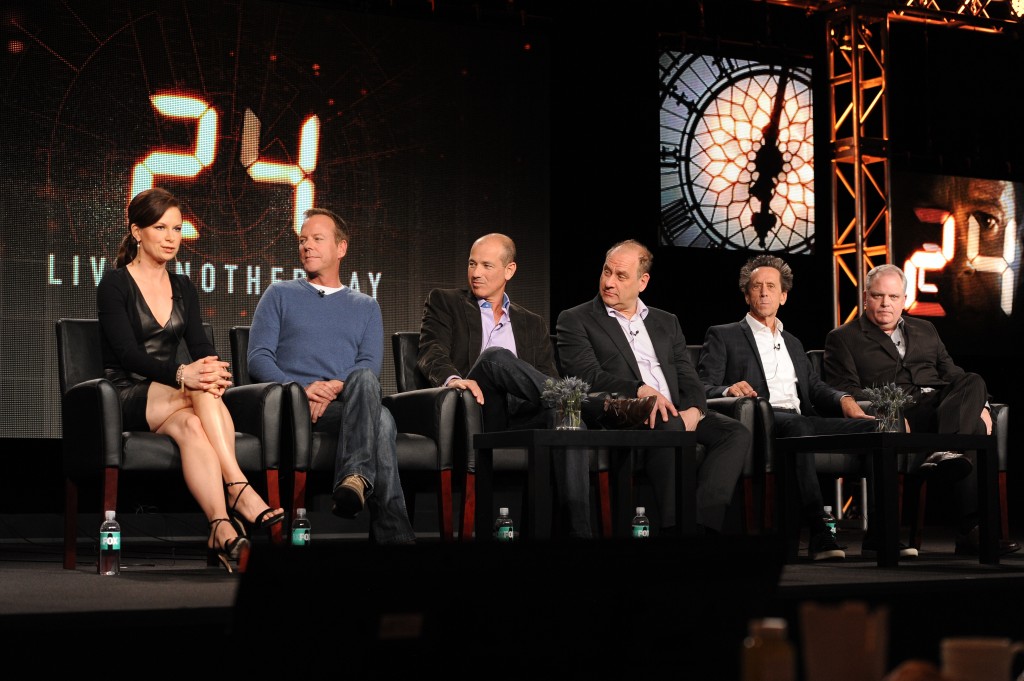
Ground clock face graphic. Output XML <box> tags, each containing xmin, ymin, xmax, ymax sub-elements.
<box><xmin>659</xmin><ymin>52</ymin><xmax>815</xmax><ymax>252</ymax></box>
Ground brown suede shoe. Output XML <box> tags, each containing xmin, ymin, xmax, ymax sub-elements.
<box><xmin>331</xmin><ymin>475</ymin><xmax>366</xmax><ymax>519</ymax></box>
<box><xmin>598</xmin><ymin>395</ymin><xmax>657</xmax><ymax>429</ymax></box>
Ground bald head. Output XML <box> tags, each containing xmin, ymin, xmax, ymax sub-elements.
<box><xmin>467</xmin><ymin>233</ymin><xmax>517</xmax><ymax>306</ymax></box>
<box><xmin>472</xmin><ymin>233</ymin><xmax>516</xmax><ymax>267</ymax></box>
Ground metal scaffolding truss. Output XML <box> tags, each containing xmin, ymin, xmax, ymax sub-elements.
<box><xmin>804</xmin><ymin>0</ymin><xmax>1019</xmax><ymax>325</ymax></box>
<box><xmin>827</xmin><ymin>5</ymin><xmax>891</xmax><ymax>326</ymax></box>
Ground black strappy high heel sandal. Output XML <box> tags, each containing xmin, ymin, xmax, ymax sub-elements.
<box><xmin>225</xmin><ymin>481</ymin><xmax>285</xmax><ymax>536</ymax></box>
<box><xmin>207</xmin><ymin>517</ymin><xmax>250</xmax><ymax>573</ymax></box>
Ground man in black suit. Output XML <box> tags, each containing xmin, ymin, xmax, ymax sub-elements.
<box><xmin>824</xmin><ymin>263</ymin><xmax>1019</xmax><ymax>556</ymax></box>
<box><xmin>416</xmin><ymin>233</ymin><xmax>592</xmax><ymax>538</ymax></box>
<box><xmin>556</xmin><ymin>239</ymin><xmax>750</xmax><ymax>535</ymax></box>
<box><xmin>697</xmin><ymin>255</ymin><xmax>876</xmax><ymax>560</ymax></box>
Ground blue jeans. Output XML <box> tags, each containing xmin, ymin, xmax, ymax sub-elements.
<box><xmin>468</xmin><ymin>347</ymin><xmax>593</xmax><ymax>538</ymax></box>
<box><xmin>314</xmin><ymin>368</ymin><xmax>415</xmax><ymax>544</ymax></box>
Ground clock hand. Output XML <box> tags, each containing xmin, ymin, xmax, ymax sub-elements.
<box><xmin>748</xmin><ymin>68</ymin><xmax>790</xmax><ymax>249</ymax></box>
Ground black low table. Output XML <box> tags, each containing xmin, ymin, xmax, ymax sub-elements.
<box><xmin>473</xmin><ymin>429</ymin><xmax>698</xmax><ymax>540</ymax></box>
<box><xmin>775</xmin><ymin>431</ymin><xmax>998</xmax><ymax>566</ymax></box>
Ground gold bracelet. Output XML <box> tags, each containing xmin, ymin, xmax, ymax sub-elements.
<box><xmin>176</xmin><ymin>364</ymin><xmax>186</xmax><ymax>392</ymax></box>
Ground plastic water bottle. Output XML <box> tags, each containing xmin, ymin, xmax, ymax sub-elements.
<box><xmin>632</xmin><ymin>506</ymin><xmax>650</xmax><ymax>539</ymax></box>
<box><xmin>493</xmin><ymin>507</ymin><xmax>515</xmax><ymax>542</ymax></box>
<box><xmin>741</xmin><ymin>617</ymin><xmax>796</xmax><ymax>681</ymax></box>
<box><xmin>291</xmin><ymin>508</ymin><xmax>311</xmax><ymax>547</ymax></box>
<box><xmin>98</xmin><ymin>510</ymin><xmax>121</xmax><ymax>576</ymax></box>
<box><xmin>823</xmin><ymin>506</ymin><xmax>838</xmax><ymax>541</ymax></box>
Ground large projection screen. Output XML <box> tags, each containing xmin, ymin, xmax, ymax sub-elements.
<box><xmin>890</xmin><ymin>169</ymin><xmax>1021</xmax><ymax>358</ymax></box>
<box><xmin>1</xmin><ymin>1</ymin><xmax>550</xmax><ymax>439</ymax></box>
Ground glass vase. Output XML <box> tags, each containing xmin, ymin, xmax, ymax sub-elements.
<box><xmin>875</xmin><ymin>406</ymin><xmax>900</xmax><ymax>433</ymax></box>
<box><xmin>557</xmin><ymin>396</ymin><xmax>582</xmax><ymax>430</ymax></box>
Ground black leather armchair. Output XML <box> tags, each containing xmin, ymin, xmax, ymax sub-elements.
<box><xmin>56</xmin><ymin>318</ymin><xmax>285</xmax><ymax>570</ymax></box>
<box><xmin>684</xmin><ymin>345</ymin><xmax>761</xmax><ymax>534</ymax></box>
<box><xmin>444</xmin><ymin>334</ymin><xmax>615</xmax><ymax>539</ymax></box>
<box><xmin>807</xmin><ymin>349</ymin><xmax>1013</xmax><ymax>545</ymax></box>
<box><xmin>230</xmin><ymin>327</ymin><xmax>459</xmax><ymax>541</ymax></box>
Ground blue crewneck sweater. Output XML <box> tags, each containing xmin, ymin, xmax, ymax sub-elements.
<box><xmin>247</xmin><ymin>278</ymin><xmax>383</xmax><ymax>385</ymax></box>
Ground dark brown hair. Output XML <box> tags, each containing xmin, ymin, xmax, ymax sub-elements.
<box><xmin>115</xmin><ymin>187</ymin><xmax>180</xmax><ymax>268</ymax></box>
<box><xmin>738</xmin><ymin>254</ymin><xmax>794</xmax><ymax>293</ymax></box>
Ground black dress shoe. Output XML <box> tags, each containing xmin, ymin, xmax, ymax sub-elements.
<box><xmin>953</xmin><ymin>526</ymin><xmax>1021</xmax><ymax>556</ymax></box>
<box><xmin>594</xmin><ymin>394</ymin><xmax>657</xmax><ymax>429</ymax></box>
<box><xmin>916</xmin><ymin>451</ymin><xmax>972</xmax><ymax>483</ymax></box>
<box><xmin>861</xmin><ymin>534</ymin><xmax>918</xmax><ymax>558</ymax></box>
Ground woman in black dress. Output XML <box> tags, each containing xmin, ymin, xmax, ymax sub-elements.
<box><xmin>97</xmin><ymin>187</ymin><xmax>284</xmax><ymax>571</ymax></box>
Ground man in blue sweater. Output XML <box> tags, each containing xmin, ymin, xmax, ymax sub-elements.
<box><xmin>247</xmin><ymin>208</ymin><xmax>414</xmax><ymax>544</ymax></box>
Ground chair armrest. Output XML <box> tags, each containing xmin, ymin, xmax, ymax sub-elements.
<box><xmin>383</xmin><ymin>386</ymin><xmax>458</xmax><ymax>451</ymax></box>
<box><xmin>992</xmin><ymin>402</ymin><xmax>1008</xmax><ymax>471</ymax></box>
<box><xmin>282</xmin><ymin>382</ymin><xmax>314</xmax><ymax>472</ymax></box>
<box><xmin>61</xmin><ymin>378</ymin><xmax>124</xmax><ymax>473</ymax></box>
<box><xmin>222</xmin><ymin>381</ymin><xmax>285</xmax><ymax>470</ymax></box>
<box><xmin>707</xmin><ymin>396</ymin><xmax>757</xmax><ymax>477</ymax></box>
<box><xmin>457</xmin><ymin>388</ymin><xmax>488</xmax><ymax>475</ymax></box>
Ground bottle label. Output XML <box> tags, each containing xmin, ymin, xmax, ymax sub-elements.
<box><xmin>496</xmin><ymin>526</ymin><xmax>515</xmax><ymax>541</ymax></box>
<box><xmin>632</xmin><ymin>524</ymin><xmax>649</xmax><ymax>538</ymax></box>
<box><xmin>292</xmin><ymin>528</ymin><xmax>310</xmax><ymax>546</ymax></box>
<box><xmin>101</xmin><ymin>531</ymin><xmax>121</xmax><ymax>551</ymax></box>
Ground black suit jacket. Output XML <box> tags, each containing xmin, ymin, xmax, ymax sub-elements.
<box><xmin>555</xmin><ymin>296</ymin><xmax>706</xmax><ymax>413</ymax></box>
<box><xmin>823</xmin><ymin>314</ymin><xmax>965</xmax><ymax>401</ymax></box>
<box><xmin>698</xmin><ymin>319</ymin><xmax>847</xmax><ymax>417</ymax></box>
<box><xmin>416</xmin><ymin>287</ymin><xmax>557</xmax><ymax>386</ymax></box>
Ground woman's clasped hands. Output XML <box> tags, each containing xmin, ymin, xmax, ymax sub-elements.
<box><xmin>185</xmin><ymin>356</ymin><xmax>233</xmax><ymax>397</ymax></box>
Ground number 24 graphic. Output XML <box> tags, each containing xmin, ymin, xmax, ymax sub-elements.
<box><xmin>130</xmin><ymin>92</ymin><xmax>320</xmax><ymax>238</ymax></box>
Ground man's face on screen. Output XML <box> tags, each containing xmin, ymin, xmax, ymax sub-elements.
<box><xmin>895</xmin><ymin>176</ymin><xmax>1021</xmax><ymax>323</ymax></box>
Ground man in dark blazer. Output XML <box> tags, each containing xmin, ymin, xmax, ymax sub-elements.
<box><xmin>697</xmin><ymin>255</ymin><xmax>876</xmax><ymax>560</ymax></box>
<box><xmin>824</xmin><ymin>263</ymin><xmax>1018</xmax><ymax>556</ymax></box>
<box><xmin>556</xmin><ymin>239</ymin><xmax>750</xmax><ymax>535</ymax></box>
<box><xmin>416</xmin><ymin>233</ymin><xmax>592</xmax><ymax>538</ymax></box>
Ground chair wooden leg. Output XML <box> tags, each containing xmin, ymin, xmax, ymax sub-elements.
<box><xmin>742</xmin><ymin>476</ymin><xmax>756</xmax><ymax>534</ymax></box>
<box><xmin>264</xmin><ymin>470</ymin><xmax>283</xmax><ymax>544</ymax></box>
<box><xmin>595</xmin><ymin>470</ymin><xmax>612</xmax><ymax>538</ymax></box>
<box><xmin>102</xmin><ymin>467</ymin><xmax>118</xmax><ymax>512</ymax></box>
<box><xmin>292</xmin><ymin>470</ymin><xmax>308</xmax><ymax>517</ymax></box>
<box><xmin>999</xmin><ymin>471</ymin><xmax>1009</xmax><ymax>541</ymax></box>
<box><xmin>903</xmin><ymin>474</ymin><xmax>927</xmax><ymax>551</ymax></box>
<box><xmin>63</xmin><ymin>477</ymin><xmax>78</xmax><ymax>570</ymax></box>
<box><xmin>436</xmin><ymin>470</ymin><xmax>454</xmax><ymax>541</ymax></box>
<box><xmin>762</xmin><ymin>473</ymin><xmax>776</xmax><ymax>531</ymax></box>
<box><xmin>460</xmin><ymin>472</ymin><xmax>476</xmax><ymax>541</ymax></box>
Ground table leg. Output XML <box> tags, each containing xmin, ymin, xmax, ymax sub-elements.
<box><xmin>677</xmin><ymin>443</ymin><xmax>697</xmax><ymax>534</ymax></box>
<box><xmin>778</xmin><ymin>444</ymin><xmax>801</xmax><ymax>561</ymax></box>
<box><xmin>978</xmin><ymin>443</ymin><xmax>999</xmax><ymax>565</ymax></box>
<box><xmin>476</xmin><ymin>446</ymin><xmax>494</xmax><ymax>542</ymax></box>
<box><xmin>874</xmin><ymin>446</ymin><xmax>899</xmax><ymax>567</ymax></box>
<box><xmin>527</xmin><ymin>444</ymin><xmax>552</xmax><ymax>540</ymax></box>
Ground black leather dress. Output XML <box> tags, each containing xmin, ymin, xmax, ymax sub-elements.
<box><xmin>105</xmin><ymin>276</ymin><xmax>187</xmax><ymax>431</ymax></box>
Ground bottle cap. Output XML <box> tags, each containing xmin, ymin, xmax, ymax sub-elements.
<box><xmin>636</xmin><ymin>507</ymin><xmax>645</xmax><ymax>515</ymax></box>
<box><xmin>499</xmin><ymin>507</ymin><xmax>509</xmax><ymax>515</ymax></box>
<box><xmin>824</xmin><ymin>506</ymin><xmax>832</xmax><ymax>513</ymax></box>
<box><xmin>104</xmin><ymin>510</ymin><xmax>116</xmax><ymax>521</ymax></box>
<box><xmin>297</xmin><ymin>508</ymin><xmax>306</xmax><ymax>517</ymax></box>
<box><xmin>750</xmin><ymin>617</ymin><xmax>788</xmax><ymax>636</ymax></box>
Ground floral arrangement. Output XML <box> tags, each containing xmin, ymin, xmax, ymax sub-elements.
<box><xmin>540</xmin><ymin>376</ymin><xmax>590</xmax><ymax>408</ymax></box>
<box><xmin>862</xmin><ymin>383</ymin><xmax>915</xmax><ymax>412</ymax></box>
<box><xmin>862</xmin><ymin>382</ymin><xmax>914</xmax><ymax>432</ymax></box>
<box><xmin>541</xmin><ymin>376</ymin><xmax>590</xmax><ymax>430</ymax></box>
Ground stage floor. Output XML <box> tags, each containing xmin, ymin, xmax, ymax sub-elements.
<box><xmin>2</xmin><ymin>523</ymin><xmax>1022</xmax><ymax>675</ymax></box>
